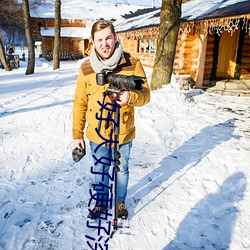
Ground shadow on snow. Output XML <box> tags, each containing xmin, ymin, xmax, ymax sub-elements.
<box><xmin>129</xmin><ymin>118</ymin><xmax>239</xmax><ymax>212</ymax></box>
<box><xmin>127</xmin><ymin>118</ymin><xmax>243</xmax><ymax>248</ymax></box>
<box><xmin>163</xmin><ymin>172</ymin><xmax>247</xmax><ymax>249</ymax></box>
<box><xmin>0</xmin><ymin>100</ymin><xmax>73</xmax><ymax>117</ymax></box>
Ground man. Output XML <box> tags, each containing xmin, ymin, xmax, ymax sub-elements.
<box><xmin>72</xmin><ymin>20</ymin><xmax>150</xmax><ymax>219</ymax></box>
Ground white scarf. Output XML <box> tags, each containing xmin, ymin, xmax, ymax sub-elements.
<box><xmin>90</xmin><ymin>41</ymin><xmax>123</xmax><ymax>73</ymax></box>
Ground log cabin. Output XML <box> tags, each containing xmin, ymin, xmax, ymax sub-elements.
<box><xmin>115</xmin><ymin>0</ymin><xmax>250</xmax><ymax>94</ymax></box>
<box><xmin>30</xmin><ymin>1</ymin><xmax>152</xmax><ymax>61</ymax></box>
<box><xmin>31</xmin><ymin>18</ymin><xmax>92</xmax><ymax>60</ymax></box>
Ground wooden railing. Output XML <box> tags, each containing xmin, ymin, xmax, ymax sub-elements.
<box><xmin>46</xmin><ymin>51</ymin><xmax>83</xmax><ymax>61</ymax></box>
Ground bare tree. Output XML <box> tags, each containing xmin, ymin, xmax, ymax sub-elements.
<box><xmin>0</xmin><ymin>37</ymin><xmax>11</xmax><ymax>71</ymax></box>
<box><xmin>0</xmin><ymin>0</ymin><xmax>24</xmax><ymax>37</ymax></box>
<box><xmin>22</xmin><ymin>0</ymin><xmax>35</xmax><ymax>75</ymax></box>
<box><xmin>53</xmin><ymin>0</ymin><xmax>61</xmax><ymax>70</ymax></box>
<box><xmin>0</xmin><ymin>0</ymin><xmax>23</xmax><ymax>71</ymax></box>
<box><xmin>151</xmin><ymin>0</ymin><xmax>182</xmax><ymax>90</ymax></box>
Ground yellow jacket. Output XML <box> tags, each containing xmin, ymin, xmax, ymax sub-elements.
<box><xmin>72</xmin><ymin>52</ymin><xmax>150</xmax><ymax>145</ymax></box>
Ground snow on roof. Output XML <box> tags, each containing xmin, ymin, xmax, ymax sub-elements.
<box><xmin>182</xmin><ymin>0</ymin><xmax>250</xmax><ymax>21</ymax></box>
<box><xmin>114</xmin><ymin>0</ymin><xmax>250</xmax><ymax>32</ymax></box>
<box><xmin>114</xmin><ymin>8</ymin><xmax>160</xmax><ymax>32</ymax></box>
<box><xmin>30</xmin><ymin>0</ymin><xmax>151</xmax><ymax>20</ymax></box>
<box><xmin>40</xmin><ymin>27</ymin><xmax>91</xmax><ymax>39</ymax></box>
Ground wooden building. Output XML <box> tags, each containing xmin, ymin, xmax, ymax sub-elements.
<box><xmin>115</xmin><ymin>0</ymin><xmax>250</xmax><ymax>89</ymax></box>
<box><xmin>30</xmin><ymin>1</ymin><xmax>153</xmax><ymax>61</ymax></box>
<box><xmin>31</xmin><ymin>18</ymin><xmax>92</xmax><ymax>60</ymax></box>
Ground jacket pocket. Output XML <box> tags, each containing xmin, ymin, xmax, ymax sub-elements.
<box><xmin>120</xmin><ymin>106</ymin><xmax>135</xmax><ymax>134</ymax></box>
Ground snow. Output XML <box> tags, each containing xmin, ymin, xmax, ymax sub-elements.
<box><xmin>114</xmin><ymin>0</ymin><xmax>249</xmax><ymax>32</ymax></box>
<box><xmin>40</xmin><ymin>27</ymin><xmax>92</xmax><ymax>39</ymax></box>
<box><xmin>28</xmin><ymin>0</ymin><xmax>250</xmax><ymax>38</ymax></box>
<box><xmin>93</xmin><ymin>0</ymin><xmax>161</xmax><ymax>7</ymax></box>
<box><xmin>114</xmin><ymin>9</ymin><xmax>160</xmax><ymax>32</ymax></box>
<box><xmin>30</xmin><ymin>0</ymin><xmax>152</xmax><ymax>20</ymax></box>
<box><xmin>0</xmin><ymin>48</ymin><xmax>250</xmax><ymax>250</ymax></box>
<box><xmin>181</xmin><ymin>0</ymin><xmax>249</xmax><ymax>21</ymax></box>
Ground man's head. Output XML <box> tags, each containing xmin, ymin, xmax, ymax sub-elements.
<box><xmin>91</xmin><ymin>20</ymin><xmax>117</xmax><ymax>60</ymax></box>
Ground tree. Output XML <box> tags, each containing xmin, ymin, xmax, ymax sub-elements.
<box><xmin>0</xmin><ymin>0</ymin><xmax>24</xmax><ymax>43</ymax></box>
<box><xmin>150</xmin><ymin>0</ymin><xmax>182</xmax><ymax>90</ymax></box>
<box><xmin>0</xmin><ymin>37</ymin><xmax>11</xmax><ymax>71</ymax></box>
<box><xmin>22</xmin><ymin>0</ymin><xmax>35</xmax><ymax>75</ymax></box>
<box><xmin>53</xmin><ymin>0</ymin><xmax>61</xmax><ymax>70</ymax></box>
<box><xmin>0</xmin><ymin>0</ymin><xmax>23</xmax><ymax>71</ymax></box>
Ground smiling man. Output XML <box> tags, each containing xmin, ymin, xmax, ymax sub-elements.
<box><xmin>72</xmin><ymin>20</ymin><xmax>150</xmax><ymax>220</ymax></box>
<box><xmin>91</xmin><ymin>22</ymin><xmax>116</xmax><ymax>60</ymax></box>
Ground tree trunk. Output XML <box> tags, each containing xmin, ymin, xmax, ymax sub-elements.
<box><xmin>53</xmin><ymin>0</ymin><xmax>61</xmax><ymax>70</ymax></box>
<box><xmin>0</xmin><ymin>37</ymin><xmax>11</xmax><ymax>71</ymax></box>
<box><xmin>22</xmin><ymin>0</ymin><xmax>35</xmax><ymax>75</ymax></box>
<box><xmin>151</xmin><ymin>0</ymin><xmax>182</xmax><ymax>90</ymax></box>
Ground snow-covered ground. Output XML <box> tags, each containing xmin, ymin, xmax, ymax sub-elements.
<box><xmin>0</xmin><ymin>49</ymin><xmax>249</xmax><ymax>250</ymax></box>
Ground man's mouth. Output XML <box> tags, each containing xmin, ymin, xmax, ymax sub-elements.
<box><xmin>102</xmin><ymin>48</ymin><xmax>110</xmax><ymax>54</ymax></box>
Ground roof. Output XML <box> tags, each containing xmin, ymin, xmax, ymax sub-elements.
<box><xmin>114</xmin><ymin>0</ymin><xmax>250</xmax><ymax>32</ymax></box>
<box><xmin>115</xmin><ymin>8</ymin><xmax>160</xmax><ymax>33</ymax></box>
<box><xmin>182</xmin><ymin>0</ymin><xmax>250</xmax><ymax>21</ymax></box>
<box><xmin>195</xmin><ymin>1</ymin><xmax>250</xmax><ymax>20</ymax></box>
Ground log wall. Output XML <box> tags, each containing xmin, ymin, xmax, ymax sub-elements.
<box><xmin>119</xmin><ymin>37</ymin><xmax>156</xmax><ymax>68</ymax></box>
<box><xmin>240</xmin><ymin>34</ymin><xmax>250</xmax><ymax>79</ymax></box>
<box><xmin>32</xmin><ymin>18</ymin><xmax>86</xmax><ymax>29</ymax></box>
<box><xmin>173</xmin><ymin>34</ymin><xmax>199</xmax><ymax>81</ymax></box>
<box><xmin>32</xmin><ymin>17</ymin><xmax>87</xmax><ymax>59</ymax></box>
<box><xmin>33</xmin><ymin>15</ymin><xmax>250</xmax><ymax>84</ymax></box>
<box><xmin>203</xmin><ymin>34</ymin><xmax>216</xmax><ymax>82</ymax></box>
<box><xmin>41</xmin><ymin>37</ymin><xmax>87</xmax><ymax>58</ymax></box>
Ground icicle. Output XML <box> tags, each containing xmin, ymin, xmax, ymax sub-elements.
<box><xmin>179</xmin><ymin>15</ymin><xmax>250</xmax><ymax>37</ymax></box>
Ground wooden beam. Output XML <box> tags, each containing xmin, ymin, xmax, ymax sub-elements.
<box><xmin>195</xmin><ymin>32</ymin><xmax>207</xmax><ymax>87</ymax></box>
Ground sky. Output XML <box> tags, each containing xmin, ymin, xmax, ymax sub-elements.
<box><xmin>0</xmin><ymin>48</ymin><xmax>249</xmax><ymax>250</ymax></box>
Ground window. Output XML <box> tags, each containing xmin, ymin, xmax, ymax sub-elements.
<box><xmin>137</xmin><ymin>38</ymin><xmax>156</xmax><ymax>54</ymax></box>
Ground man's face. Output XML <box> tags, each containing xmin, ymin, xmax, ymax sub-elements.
<box><xmin>93</xmin><ymin>27</ymin><xmax>117</xmax><ymax>60</ymax></box>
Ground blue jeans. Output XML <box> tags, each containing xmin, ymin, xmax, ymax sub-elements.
<box><xmin>90</xmin><ymin>141</ymin><xmax>132</xmax><ymax>203</ymax></box>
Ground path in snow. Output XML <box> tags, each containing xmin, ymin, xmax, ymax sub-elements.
<box><xmin>0</xmin><ymin>60</ymin><xmax>250</xmax><ymax>249</ymax></box>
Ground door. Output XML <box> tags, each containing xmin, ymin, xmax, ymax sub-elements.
<box><xmin>216</xmin><ymin>30</ymin><xmax>239</xmax><ymax>79</ymax></box>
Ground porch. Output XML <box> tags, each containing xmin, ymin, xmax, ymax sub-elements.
<box><xmin>205</xmin><ymin>79</ymin><xmax>250</xmax><ymax>97</ymax></box>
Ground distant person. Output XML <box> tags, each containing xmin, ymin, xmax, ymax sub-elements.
<box><xmin>8</xmin><ymin>46</ymin><xmax>14</xmax><ymax>54</ymax></box>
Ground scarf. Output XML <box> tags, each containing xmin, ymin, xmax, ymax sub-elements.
<box><xmin>90</xmin><ymin>41</ymin><xmax>123</xmax><ymax>73</ymax></box>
